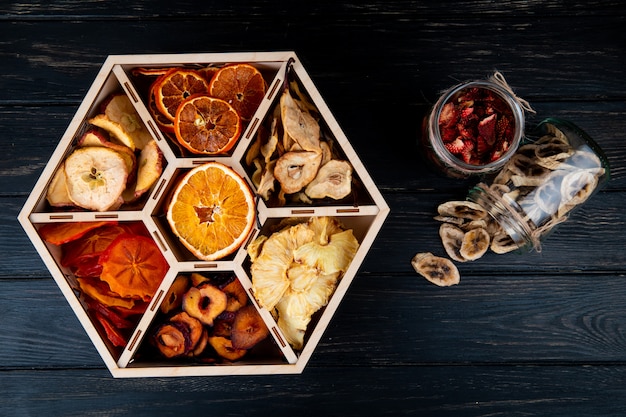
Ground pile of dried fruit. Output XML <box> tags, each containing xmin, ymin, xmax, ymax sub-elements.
<box><xmin>438</xmin><ymin>86</ymin><xmax>515</xmax><ymax>165</ymax></box>
<box><xmin>134</xmin><ymin>63</ymin><xmax>267</xmax><ymax>155</ymax></box>
<box><xmin>248</xmin><ymin>216</ymin><xmax>359</xmax><ymax>349</ymax></box>
<box><xmin>414</xmin><ymin>122</ymin><xmax>607</xmax><ymax>287</ymax></box>
<box><xmin>246</xmin><ymin>79</ymin><xmax>354</xmax><ymax>206</ymax></box>
<box><xmin>151</xmin><ymin>273</ymin><xmax>269</xmax><ymax>362</ymax></box>
<box><xmin>39</xmin><ymin>221</ymin><xmax>169</xmax><ymax>347</ymax></box>
<box><xmin>46</xmin><ymin>93</ymin><xmax>163</xmax><ymax>211</ymax></box>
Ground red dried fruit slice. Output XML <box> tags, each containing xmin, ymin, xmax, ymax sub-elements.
<box><xmin>94</xmin><ymin>310</ymin><xmax>128</xmax><ymax>347</ymax></box>
<box><xmin>39</xmin><ymin>221</ymin><xmax>113</xmax><ymax>245</ymax></box>
<box><xmin>478</xmin><ymin>114</ymin><xmax>497</xmax><ymax>146</ymax></box>
<box><xmin>61</xmin><ymin>224</ymin><xmax>130</xmax><ymax>268</ymax></box>
<box><xmin>98</xmin><ymin>234</ymin><xmax>169</xmax><ymax>300</ymax></box>
<box><xmin>76</xmin><ymin>277</ymin><xmax>136</xmax><ymax>309</ymax></box>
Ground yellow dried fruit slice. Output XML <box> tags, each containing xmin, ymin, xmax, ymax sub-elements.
<box><xmin>63</xmin><ymin>147</ymin><xmax>129</xmax><ymax>211</ymax></box>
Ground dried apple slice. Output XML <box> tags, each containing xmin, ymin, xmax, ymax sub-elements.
<box><xmin>77</xmin><ymin>129</ymin><xmax>137</xmax><ymax>180</ymax></box>
<box><xmin>46</xmin><ymin>161</ymin><xmax>74</xmax><ymax>207</ymax></box>
<box><xmin>63</xmin><ymin>146</ymin><xmax>129</xmax><ymax>211</ymax></box>
<box><xmin>102</xmin><ymin>94</ymin><xmax>154</xmax><ymax>150</ymax></box>
<box><xmin>89</xmin><ymin>114</ymin><xmax>136</xmax><ymax>151</ymax></box>
<box><xmin>133</xmin><ymin>140</ymin><xmax>163</xmax><ymax>198</ymax></box>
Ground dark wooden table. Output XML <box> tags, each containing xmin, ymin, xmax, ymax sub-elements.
<box><xmin>2</xmin><ymin>1</ymin><xmax>626</xmax><ymax>415</ymax></box>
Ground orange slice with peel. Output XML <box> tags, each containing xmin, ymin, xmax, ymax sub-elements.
<box><xmin>166</xmin><ymin>162</ymin><xmax>256</xmax><ymax>261</ymax></box>
<box><xmin>173</xmin><ymin>95</ymin><xmax>241</xmax><ymax>154</ymax></box>
<box><xmin>98</xmin><ymin>234</ymin><xmax>169</xmax><ymax>300</ymax></box>
<box><xmin>153</xmin><ymin>68</ymin><xmax>209</xmax><ymax>121</ymax></box>
<box><xmin>209</xmin><ymin>63</ymin><xmax>267</xmax><ymax>121</ymax></box>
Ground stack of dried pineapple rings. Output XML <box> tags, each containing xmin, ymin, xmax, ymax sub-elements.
<box><xmin>413</xmin><ymin>119</ymin><xmax>609</xmax><ymax>286</ymax></box>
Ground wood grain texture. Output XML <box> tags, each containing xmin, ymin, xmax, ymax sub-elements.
<box><xmin>2</xmin><ymin>0</ymin><xmax>626</xmax><ymax>415</ymax></box>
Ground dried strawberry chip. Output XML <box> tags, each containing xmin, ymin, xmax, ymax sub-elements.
<box><xmin>444</xmin><ymin>138</ymin><xmax>465</xmax><ymax>154</ymax></box>
<box><xmin>439</xmin><ymin>102</ymin><xmax>459</xmax><ymax>128</ymax></box>
<box><xmin>477</xmin><ymin>114</ymin><xmax>497</xmax><ymax>145</ymax></box>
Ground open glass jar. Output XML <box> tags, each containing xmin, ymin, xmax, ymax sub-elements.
<box><xmin>467</xmin><ymin>118</ymin><xmax>610</xmax><ymax>252</ymax></box>
<box><xmin>422</xmin><ymin>75</ymin><xmax>528</xmax><ymax>179</ymax></box>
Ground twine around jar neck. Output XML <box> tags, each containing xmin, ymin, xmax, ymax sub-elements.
<box><xmin>489</xmin><ymin>71</ymin><xmax>536</xmax><ymax>114</ymax></box>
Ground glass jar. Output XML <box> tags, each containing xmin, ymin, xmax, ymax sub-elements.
<box><xmin>421</xmin><ymin>75</ymin><xmax>528</xmax><ymax>179</ymax></box>
<box><xmin>467</xmin><ymin>118</ymin><xmax>610</xmax><ymax>252</ymax></box>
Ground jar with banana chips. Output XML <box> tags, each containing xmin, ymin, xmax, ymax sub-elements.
<box><xmin>467</xmin><ymin>118</ymin><xmax>610</xmax><ymax>253</ymax></box>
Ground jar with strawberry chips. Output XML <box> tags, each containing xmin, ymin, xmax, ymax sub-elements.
<box><xmin>421</xmin><ymin>72</ymin><xmax>532</xmax><ymax>179</ymax></box>
<box><xmin>467</xmin><ymin>118</ymin><xmax>610</xmax><ymax>253</ymax></box>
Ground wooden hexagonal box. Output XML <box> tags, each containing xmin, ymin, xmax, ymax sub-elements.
<box><xmin>18</xmin><ymin>52</ymin><xmax>389</xmax><ymax>377</ymax></box>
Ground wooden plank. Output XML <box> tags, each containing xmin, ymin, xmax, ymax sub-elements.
<box><xmin>0</xmin><ymin>14</ymin><xmax>625</xmax><ymax>104</ymax></box>
<box><xmin>1</xmin><ymin>366</ymin><xmax>626</xmax><ymax>415</ymax></box>
<box><xmin>2</xmin><ymin>100</ymin><xmax>626</xmax><ymax>198</ymax></box>
<box><xmin>3</xmin><ymin>268</ymin><xmax>626</xmax><ymax>369</ymax></box>
<box><xmin>3</xmin><ymin>184</ymin><xmax>624</xmax><ymax>278</ymax></box>
<box><xmin>1</xmin><ymin>0</ymin><xmax>624</xmax><ymax>18</ymax></box>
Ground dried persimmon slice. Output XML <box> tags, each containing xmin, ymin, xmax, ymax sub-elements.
<box><xmin>60</xmin><ymin>224</ymin><xmax>130</xmax><ymax>268</ymax></box>
<box><xmin>98</xmin><ymin>234</ymin><xmax>169</xmax><ymax>300</ymax></box>
<box><xmin>208</xmin><ymin>63</ymin><xmax>266</xmax><ymax>121</ymax></box>
<box><xmin>39</xmin><ymin>221</ymin><xmax>113</xmax><ymax>245</ymax></box>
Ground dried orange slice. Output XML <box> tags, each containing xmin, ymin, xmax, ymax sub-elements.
<box><xmin>154</xmin><ymin>68</ymin><xmax>209</xmax><ymax>121</ymax></box>
<box><xmin>167</xmin><ymin>162</ymin><xmax>255</xmax><ymax>261</ymax></box>
<box><xmin>208</xmin><ymin>63</ymin><xmax>266</xmax><ymax>121</ymax></box>
<box><xmin>99</xmin><ymin>234</ymin><xmax>169</xmax><ymax>300</ymax></box>
<box><xmin>173</xmin><ymin>95</ymin><xmax>241</xmax><ymax>154</ymax></box>
<box><xmin>148</xmin><ymin>81</ymin><xmax>175</xmax><ymax>133</ymax></box>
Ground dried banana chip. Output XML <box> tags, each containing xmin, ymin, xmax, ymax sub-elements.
<box><xmin>411</xmin><ymin>252</ymin><xmax>460</xmax><ymax>287</ymax></box>
<box><xmin>560</xmin><ymin>169</ymin><xmax>598</xmax><ymax>206</ymax></box>
<box><xmin>460</xmin><ymin>227</ymin><xmax>490</xmax><ymax>261</ymax></box>
<box><xmin>433</xmin><ymin>215</ymin><xmax>466</xmax><ymax>226</ymax></box>
<box><xmin>439</xmin><ymin>223</ymin><xmax>466</xmax><ymax>262</ymax></box>
<box><xmin>533</xmin><ymin>176</ymin><xmax>562</xmax><ymax>215</ymax></box>
<box><xmin>437</xmin><ymin>200</ymin><xmax>487</xmax><ymax>221</ymax></box>
<box><xmin>490</xmin><ymin>232</ymin><xmax>520</xmax><ymax>254</ymax></box>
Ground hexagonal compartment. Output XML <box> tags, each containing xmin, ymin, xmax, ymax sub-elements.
<box><xmin>29</xmin><ymin>72</ymin><xmax>168</xmax><ymax>218</ymax></box>
<box><xmin>19</xmin><ymin>52</ymin><xmax>389</xmax><ymax>377</ymax></box>
<box><xmin>127</xmin><ymin>271</ymin><xmax>288</xmax><ymax>371</ymax></box>
<box><xmin>32</xmin><ymin>220</ymin><xmax>171</xmax><ymax>365</ymax></box>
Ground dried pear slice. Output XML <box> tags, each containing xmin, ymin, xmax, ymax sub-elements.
<box><xmin>305</xmin><ymin>159</ymin><xmax>353</xmax><ymax>200</ymax></box>
<box><xmin>280</xmin><ymin>89</ymin><xmax>320</xmax><ymax>152</ymax></box>
<box><xmin>437</xmin><ymin>200</ymin><xmax>487</xmax><ymax>221</ymax></box>
<box><xmin>274</xmin><ymin>150</ymin><xmax>323</xmax><ymax>194</ymax></box>
<box><xmin>459</xmin><ymin>227</ymin><xmax>490</xmax><ymax>261</ymax></box>
<box><xmin>439</xmin><ymin>223</ymin><xmax>466</xmax><ymax>262</ymax></box>
<box><xmin>63</xmin><ymin>146</ymin><xmax>129</xmax><ymax>211</ymax></box>
<box><xmin>411</xmin><ymin>252</ymin><xmax>460</xmax><ymax>287</ymax></box>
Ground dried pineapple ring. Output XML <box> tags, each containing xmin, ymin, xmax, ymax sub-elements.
<box><xmin>64</xmin><ymin>146</ymin><xmax>129</xmax><ymax>211</ymax></box>
<box><xmin>411</xmin><ymin>252</ymin><xmax>460</xmax><ymax>287</ymax></box>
